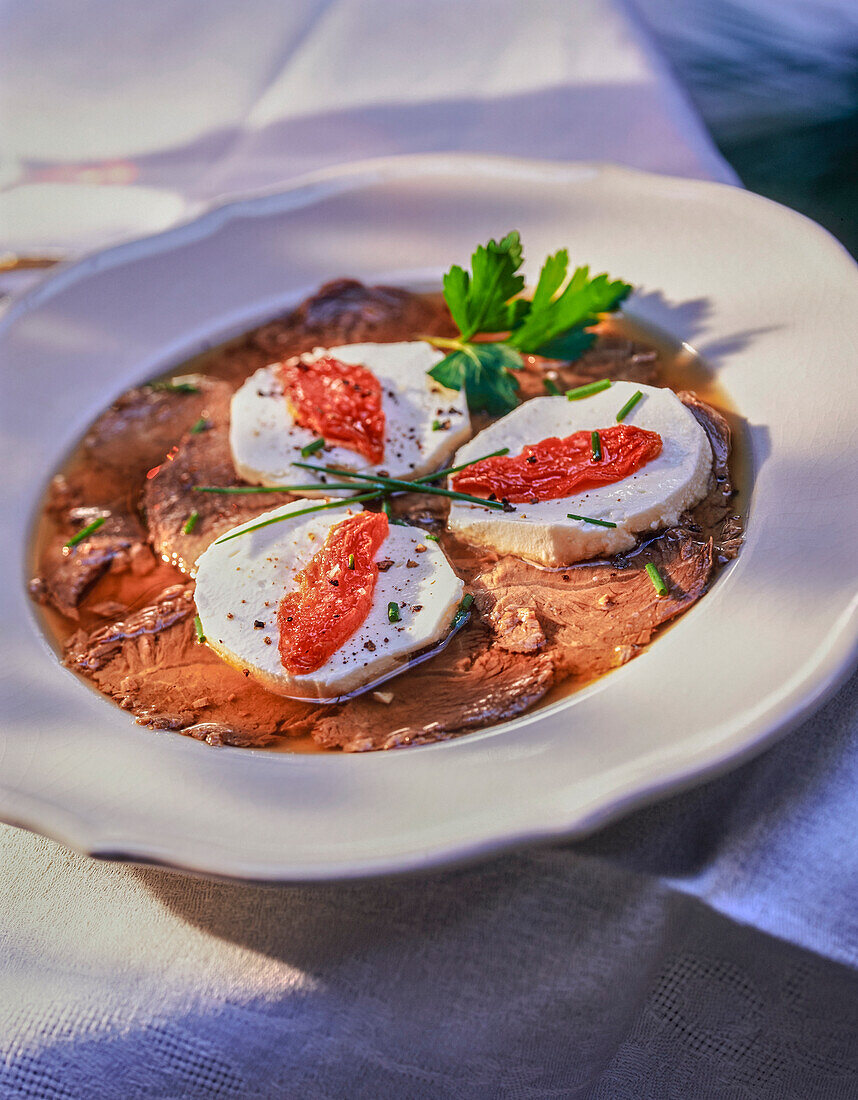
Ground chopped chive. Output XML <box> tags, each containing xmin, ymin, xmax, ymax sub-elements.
<box><xmin>190</xmin><ymin>417</ymin><xmax>209</xmax><ymax>434</ymax></box>
<box><xmin>616</xmin><ymin>389</ymin><xmax>644</xmax><ymax>422</ymax></box>
<box><xmin>412</xmin><ymin>448</ymin><xmax>510</xmax><ymax>484</ymax></box>
<box><xmin>645</xmin><ymin>562</ymin><xmax>668</xmax><ymax>597</ymax></box>
<box><xmin>64</xmin><ymin>516</ymin><xmax>105</xmax><ymax>549</ymax></box>
<box><xmin>214</xmin><ymin>491</ymin><xmax>383</xmax><ymax>544</ymax></box>
<box><xmin>566</xmin><ymin>513</ymin><xmax>617</xmax><ymax>528</ymax></box>
<box><xmin>566</xmin><ymin>378</ymin><xmax>611</xmax><ymax>400</ymax></box>
<box><xmin>193</xmin><ymin>484</ymin><xmax>356</xmax><ymax>494</ymax></box>
<box><xmin>150</xmin><ymin>380</ymin><xmax>200</xmax><ymax>394</ymax></box>
<box><xmin>543</xmin><ymin>378</ymin><xmax>561</xmax><ymax>396</ymax></box>
<box><xmin>194</xmin><ymin>615</ymin><xmax>206</xmax><ymax>643</ymax></box>
<box><xmin>451</xmin><ymin>592</ymin><xmax>475</xmax><ymax>630</ymax></box>
<box><xmin>387</xmin><ymin>601</ymin><xmax>401</xmax><ymax>623</ymax></box>
<box><xmin>425</xmin><ymin>533</ymin><xmax>440</xmax><ymax>542</ymax></box>
<box><xmin>347</xmin><ymin>553</ymin><xmax>355</xmax><ymax>569</ymax></box>
<box><xmin>300</xmin><ymin>437</ymin><xmax>325</xmax><ymax>457</ymax></box>
<box><xmin>591</xmin><ymin>431</ymin><xmax>602</xmax><ymax>461</ymax></box>
<box><xmin>183</xmin><ymin>511</ymin><xmax>200</xmax><ymax>534</ymax></box>
<box><xmin>431</xmin><ymin>419</ymin><xmax>444</xmax><ymax>431</ymax></box>
<box><xmin>293</xmin><ymin>461</ymin><xmax>506</xmax><ymax>510</ymax></box>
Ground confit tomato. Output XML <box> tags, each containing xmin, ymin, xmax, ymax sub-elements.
<box><xmin>281</xmin><ymin>356</ymin><xmax>385</xmax><ymax>464</ymax></box>
<box><xmin>451</xmin><ymin>424</ymin><xmax>662</xmax><ymax>503</ymax></box>
<box><xmin>278</xmin><ymin>510</ymin><xmax>389</xmax><ymax>675</ymax></box>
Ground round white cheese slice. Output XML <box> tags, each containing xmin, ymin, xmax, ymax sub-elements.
<box><xmin>194</xmin><ymin>500</ymin><xmax>464</xmax><ymax>701</ymax></box>
<box><xmin>447</xmin><ymin>381</ymin><xmax>713</xmax><ymax>566</ymax></box>
<box><xmin>230</xmin><ymin>341</ymin><xmax>471</xmax><ymax>495</ymax></box>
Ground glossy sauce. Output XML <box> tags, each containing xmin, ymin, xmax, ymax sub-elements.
<box><xmin>29</xmin><ymin>305</ymin><xmax>747</xmax><ymax>753</ymax></box>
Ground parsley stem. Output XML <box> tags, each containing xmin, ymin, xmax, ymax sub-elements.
<box><xmin>616</xmin><ymin>390</ymin><xmax>644</xmax><ymax>422</ymax></box>
<box><xmin>566</xmin><ymin>513</ymin><xmax>617</xmax><ymax>528</ymax></box>
<box><xmin>213</xmin><ymin>491</ymin><xmax>383</xmax><ymax>544</ymax></box>
<box><xmin>566</xmin><ymin>378</ymin><xmax>611</xmax><ymax>400</ymax></box>
<box><xmin>64</xmin><ymin>516</ymin><xmax>105</xmax><ymax>549</ymax></box>
<box><xmin>419</xmin><ymin>334</ymin><xmax>468</xmax><ymax>352</ymax></box>
<box><xmin>645</xmin><ymin>562</ymin><xmax>668</xmax><ymax>597</ymax></box>
<box><xmin>292</xmin><ymin>461</ymin><xmax>506</xmax><ymax>510</ymax></box>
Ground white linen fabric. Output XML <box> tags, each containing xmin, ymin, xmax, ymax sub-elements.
<box><xmin>3</xmin><ymin>2</ymin><xmax>858</xmax><ymax>1097</ymax></box>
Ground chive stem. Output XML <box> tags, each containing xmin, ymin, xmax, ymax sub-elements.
<box><xmin>544</xmin><ymin>378</ymin><xmax>561</xmax><ymax>395</ymax></box>
<box><xmin>382</xmin><ymin>500</ymin><xmax>392</xmax><ymax>518</ymax></box>
<box><xmin>194</xmin><ymin>615</ymin><xmax>206</xmax><ymax>643</ymax></box>
<box><xmin>190</xmin><ymin>417</ymin><xmax>209</xmax><ymax>434</ymax></box>
<box><xmin>64</xmin><ymin>516</ymin><xmax>105</xmax><ymax>549</ymax></box>
<box><xmin>300</xmin><ymin>437</ymin><xmax>326</xmax><ymax>458</ymax></box>
<box><xmin>412</xmin><ymin>448</ymin><xmax>510</xmax><ymax>484</ymax></box>
<box><xmin>193</xmin><ymin>484</ymin><xmax>356</xmax><ymax>494</ymax></box>
<box><xmin>645</xmin><ymin>562</ymin><xmax>668</xmax><ymax>597</ymax></box>
<box><xmin>425</xmin><ymin>533</ymin><xmax>440</xmax><ymax>542</ymax></box>
<box><xmin>183</xmin><ymin>511</ymin><xmax>200</xmax><ymax>534</ymax></box>
<box><xmin>149</xmin><ymin>380</ymin><xmax>200</xmax><ymax>394</ymax></box>
<box><xmin>214</xmin><ymin>491</ymin><xmax>383</xmax><ymax>544</ymax></box>
<box><xmin>566</xmin><ymin>513</ymin><xmax>617</xmax><ymax>528</ymax></box>
<box><xmin>387</xmin><ymin>601</ymin><xmax>401</xmax><ymax>623</ymax></box>
<box><xmin>591</xmin><ymin>431</ymin><xmax>602</xmax><ymax>461</ymax></box>
<box><xmin>451</xmin><ymin>592</ymin><xmax>475</xmax><ymax>630</ymax></box>
<box><xmin>616</xmin><ymin>390</ymin><xmax>644</xmax><ymax>422</ymax></box>
<box><xmin>566</xmin><ymin>378</ymin><xmax>611</xmax><ymax>400</ymax></box>
<box><xmin>293</xmin><ymin>461</ymin><xmax>505</xmax><ymax>510</ymax></box>
<box><xmin>348</xmin><ymin>553</ymin><xmax>355</xmax><ymax>569</ymax></box>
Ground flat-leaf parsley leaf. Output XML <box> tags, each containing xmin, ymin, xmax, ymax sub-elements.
<box><xmin>424</xmin><ymin>234</ymin><xmax>631</xmax><ymax>414</ymax></box>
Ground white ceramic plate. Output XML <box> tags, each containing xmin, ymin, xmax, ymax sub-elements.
<box><xmin>2</xmin><ymin>155</ymin><xmax>857</xmax><ymax>882</ymax></box>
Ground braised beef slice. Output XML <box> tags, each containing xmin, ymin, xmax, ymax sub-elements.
<box><xmin>81</xmin><ymin>377</ymin><xmax>225</xmax><ymax>481</ymax></box>
<box><xmin>30</xmin><ymin>511</ymin><xmax>152</xmax><ymax>619</ymax></box>
<box><xmin>33</xmin><ymin>378</ymin><xmax>228</xmax><ymax>617</ymax></box>
<box><xmin>311</xmin><ymin>619</ymin><xmax>555</xmax><ymax>752</ymax></box>
<box><xmin>252</xmin><ymin>279</ymin><xmax>455</xmax><ymax>358</ymax></box>
<box><xmin>473</xmin><ymin>530</ymin><xmax>713</xmax><ymax>681</ymax></box>
<box><xmin>515</xmin><ymin>331</ymin><xmax>660</xmax><ymax>403</ymax></box>
<box><xmin>65</xmin><ymin>584</ymin><xmax>318</xmax><ymax>748</ymax></box>
<box><xmin>142</xmin><ymin>381</ymin><xmax>294</xmax><ymax>573</ymax></box>
<box><xmin>677</xmin><ymin>390</ymin><xmax>742</xmax><ymax>560</ymax></box>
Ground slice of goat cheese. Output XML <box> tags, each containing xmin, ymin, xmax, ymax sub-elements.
<box><xmin>230</xmin><ymin>341</ymin><xmax>471</xmax><ymax>494</ymax></box>
<box><xmin>447</xmin><ymin>381</ymin><xmax>713</xmax><ymax>566</ymax></box>
<box><xmin>194</xmin><ymin>500</ymin><xmax>464</xmax><ymax>701</ymax></box>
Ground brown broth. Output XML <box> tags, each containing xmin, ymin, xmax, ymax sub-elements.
<box><xmin>29</xmin><ymin>304</ymin><xmax>746</xmax><ymax>753</ymax></box>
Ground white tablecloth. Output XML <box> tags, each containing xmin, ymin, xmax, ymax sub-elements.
<box><xmin>3</xmin><ymin>3</ymin><xmax>858</xmax><ymax>1097</ymax></box>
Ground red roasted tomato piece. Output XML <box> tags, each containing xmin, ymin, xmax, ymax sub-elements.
<box><xmin>452</xmin><ymin>424</ymin><xmax>663</xmax><ymax>503</ymax></box>
<box><xmin>278</xmin><ymin>511</ymin><xmax>389</xmax><ymax>674</ymax></box>
<box><xmin>281</xmin><ymin>355</ymin><xmax>385</xmax><ymax>464</ymax></box>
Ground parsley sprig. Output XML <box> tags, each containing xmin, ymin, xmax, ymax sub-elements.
<box><xmin>424</xmin><ymin>231</ymin><xmax>631</xmax><ymax>414</ymax></box>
